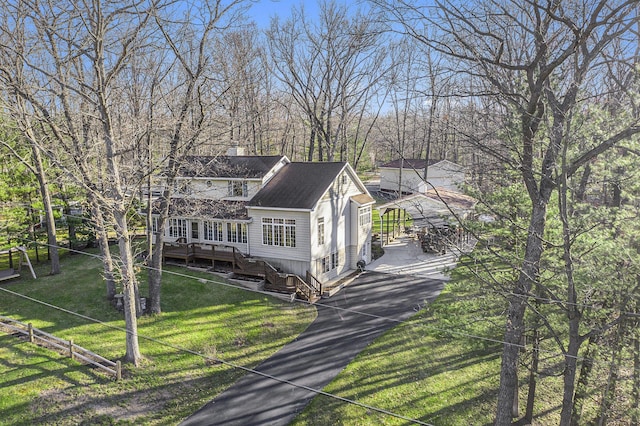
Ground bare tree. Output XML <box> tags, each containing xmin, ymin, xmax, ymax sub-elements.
<box><xmin>0</xmin><ymin>0</ymin><xmax>168</xmax><ymax>366</ymax></box>
<box><xmin>145</xmin><ymin>0</ymin><xmax>247</xmax><ymax>315</ymax></box>
<box><xmin>378</xmin><ymin>0</ymin><xmax>640</xmax><ymax>423</ymax></box>
<box><xmin>267</xmin><ymin>0</ymin><xmax>388</xmax><ymax>162</ymax></box>
<box><xmin>0</xmin><ymin>116</ymin><xmax>60</xmax><ymax>275</ymax></box>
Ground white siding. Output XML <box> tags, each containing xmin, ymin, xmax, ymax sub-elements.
<box><xmin>426</xmin><ymin>161</ymin><xmax>465</xmax><ymax>191</ymax></box>
<box><xmin>309</xmin><ymin>169</ymin><xmax>365</xmax><ymax>281</ymax></box>
<box><xmin>379</xmin><ymin>167</ymin><xmax>425</xmax><ymax>193</ymax></box>
<box><xmin>349</xmin><ymin>203</ymin><xmax>373</xmax><ymax>267</ymax></box>
<box><xmin>246</xmin><ymin>208</ymin><xmax>311</xmax><ymax>263</ymax></box>
<box><xmin>379</xmin><ymin>160</ymin><xmax>465</xmax><ymax>193</ymax></box>
<box><xmin>170</xmin><ymin>177</ymin><xmax>262</xmax><ymax>201</ymax></box>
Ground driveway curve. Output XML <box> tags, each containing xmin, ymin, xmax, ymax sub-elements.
<box><xmin>181</xmin><ymin>237</ymin><xmax>449</xmax><ymax>425</ymax></box>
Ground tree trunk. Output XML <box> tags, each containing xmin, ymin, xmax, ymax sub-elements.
<box><xmin>65</xmin><ymin>205</ymin><xmax>77</xmax><ymax>250</ymax></box>
<box><xmin>560</xmin><ymin>316</ymin><xmax>581</xmax><ymax>426</ymax></box>
<box><xmin>114</xmin><ymin>209</ymin><xmax>142</xmax><ymax>366</ymax></box>
<box><xmin>31</xmin><ymin>143</ymin><xmax>60</xmax><ymax>275</ymax></box>
<box><xmin>91</xmin><ymin>198</ymin><xmax>116</xmax><ymax>300</ymax></box>
<box><xmin>574</xmin><ymin>163</ymin><xmax>590</xmax><ymax>203</ymax></box>
<box><xmin>598</xmin><ymin>320</ymin><xmax>625</xmax><ymax>425</ymax></box>
<box><xmin>559</xmin><ymin>166</ymin><xmax>582</xmax><ymax>426</ymax></box>
<box><xmin>148</xmin><ymin>198</ymin><xmax>169</xmax><ymax>315</ymax></box>
<box><xmin>495</xmin><ymin>201</ymin><xmax>548</xmax><ymax>425</ymax></box>
<box><xmin>307</xmin><ymin>121</ymin><xmax>316</xmax><ymax>162</ymax></box>
<box><xmin>633</xmin><ymin>327</ymin><xmax>640</xmax><ymax>426</ymax></box>
<box><xmin>524</xmin><ymin>329</ymin><xmax>540</xmax><ymax>424</ymax></box>
<box><xmin>571</xmin><ymin>334</ymin><xmax>600</xmax><ymax>426</ymax></box>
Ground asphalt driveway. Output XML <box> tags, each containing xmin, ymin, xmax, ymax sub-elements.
<box><xmin>181</xmin><ymin>267</ymin><xmax>445</xmax><ymax>426</ymax></box>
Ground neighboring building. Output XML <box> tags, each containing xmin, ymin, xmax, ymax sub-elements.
<box><xmin>152</xmin><ymin>153</ymin><xmax>374</xmax><ymax>287</ymax></box>
<box><xmin>379</xmin><ymin>158</ymin><xmax>465</xmax><ymax>194</ymax></box>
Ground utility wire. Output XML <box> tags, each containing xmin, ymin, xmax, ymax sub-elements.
<box><xmin>0</xmin><ymin>285</ymin><xmax>433</xmax><ymax>426</ymax></box>
<box><xmin>8</xmin><ymin>239</ymin><xmax>627</xmax><ymax>367</ymax></box>
<box><xmin>2</xmin><ymin>237</ymin><xmax>637</xmax><ymax>424</ymax></box>
<box><xmin>19</xmin><ymin>206</ymin><xmax>640</xmax><ymax>314</ymax></box>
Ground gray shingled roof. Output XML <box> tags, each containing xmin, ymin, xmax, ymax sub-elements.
<box><xmin>379</xmin><ymin>158</ymin><xmax>440</xmax><ymax>169</ymax></box>
<box><xmin>152</xmin><ymin>198</ymin><xmax>249</xmax><ymax>220</ymax></box>
<box><xmin>179</xmin><ymin>155</ymin><xmax>284</xmax><ymax>178</ymax></box>
<box><xmin>248</xmin><ymin>162</ymin><xmax>348</xmax><ymax>209</ymax></box>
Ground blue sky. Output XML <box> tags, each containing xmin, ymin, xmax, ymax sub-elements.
<box><xmin>247</xmin><ymin>0</ymin><xmax>317</xmax><ymax>27</ymax></box>
<box><xmin>246</xmin><ymin>0</ymin><xmax>360</xmax><ymax>28</ymax></box>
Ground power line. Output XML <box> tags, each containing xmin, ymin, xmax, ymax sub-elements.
<box><xmin>10</xmin><ymin>239</ymin><xmax>626</xmax><ymax>367</ymax></box>
<box><xmin>19</xmin><ymin>205</ymin><xmax>640</xmax><ymax>316</ymax></box>
<box><xmin>0</xmin><ymin>285</ymin><xmax>434</xmax><ymax>426</ymax></box>
<box><xmin>3</xmin><ymin>237</ymin><xmax>637</xmax><ymax>424</ymax></box>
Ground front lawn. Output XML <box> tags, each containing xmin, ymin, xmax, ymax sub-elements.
<box><xmin>0</xmin><ymin>250</ymin><xmax>316</xmax><ymax>425</ymax></box>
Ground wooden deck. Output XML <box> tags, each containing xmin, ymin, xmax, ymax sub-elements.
<box><xmin>162</xmin><ymin>242</ymin><xmax>322</xmax><ymax>302</ymax></box>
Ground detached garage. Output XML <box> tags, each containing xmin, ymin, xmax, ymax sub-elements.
<box><xmin>379</xmin><ymin>158</ymin><xmax>465</xmax><ymax>194</ymax></box>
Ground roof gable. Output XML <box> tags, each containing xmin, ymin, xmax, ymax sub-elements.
<box><xmin>248</xmin><ymin>162</ymin><xmax>348</xmax><ymax>210</ymax></box>
<box><xmin>378</xmin><ymin>158</ymin><xmax>465</xmax><ymax>171</ymax></box>
<box><xmin>379</xmin><ymin>158</ymin><xmax>439</xmax><ymax>169</ymax></box>
<box><xmin>179</xmin><ymin>155</ymin><xmax>286</xmax><ymax>179</ymax></box>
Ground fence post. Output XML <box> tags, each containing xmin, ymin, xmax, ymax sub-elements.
<box><xmin>28</xmin><ymin>323</ymin><xmax>34</xmax><ymax>343</ymax></box>
<box><xmin>68</xmin><ymin>339</ymin><xmax>74</xmax><ymax>360</ymax></box>
<box><xmin>116</xmin><ymin>361</ymin><xmax>122</xmax><ymax>381</ymax></box>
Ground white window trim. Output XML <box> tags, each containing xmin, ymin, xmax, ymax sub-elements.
<box><xmin>168</xmin><ymin>218</ymin><xmax>187</xmax><ymax>239</ymax></box>
<box><xmin>262</xmin><ymin>217</ymin><xmax>296</xmax><ymax>247</ymax></box>
<box><xmin>317</xmin><ymin>217</ymin><xmax>325</xmax><ymax>246</ymax></box>
<box><xmin>359</xmin><ymin>205</ymin><xmax>372</xmax><ymax>227</ymax></box>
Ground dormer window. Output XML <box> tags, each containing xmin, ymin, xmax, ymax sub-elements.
<box><xmin>228</xmin><ymin>180</ymin><xmax>248</xmax><ymax>197</ymax></box>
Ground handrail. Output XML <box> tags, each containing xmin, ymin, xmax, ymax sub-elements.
<box><xmin>164</xmin><ymin>242</ymin><xmax>322</xmax><ymax>302</ymax></box>
<box><xmin>305</xmin><ymin>271</ymin><xmax>323</xmax><ymax>295</ymax></box>
<box><xmin>293</xmin><ymin>276</ymin><xmax>316</xmax><ymax>301</ymax></box>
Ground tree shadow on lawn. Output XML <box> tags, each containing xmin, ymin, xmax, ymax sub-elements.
<box><xmin>0</xmin><ymin>337</ymin><xmax>112</xmax><ymax>389</ymax></box>
<box><xmin>1</xmin><ymin>262</ymin><xmax>318</xmax><ymax>424</ymax></box>
<box><xmin>24</xmin><ymin>356</ymin><xmax>257</xmax><ymax>425</ymax></box>
<box><xmin>326</xmin><ymin>343</ymin><xmax>502</xmax><ymax>402</ymax></box>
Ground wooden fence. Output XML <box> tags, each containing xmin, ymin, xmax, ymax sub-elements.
<box><xmin>0</xmin><ymin>315</ymin><xmax>121</xmax><ymax>380</ymax></box>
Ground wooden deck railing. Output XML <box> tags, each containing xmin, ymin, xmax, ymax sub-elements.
<box><xmin>305</xmin><ymin>271</ymin><xmax>323</xmax><ymax>295</ymax></box>
<box><xmin>163</xmin><ymin>242</ymin><xmax>323</xmax><ymax>302</ymax></box>
<box><xmin>0</xmin><ymin>315</ymin><xmax>121</xmax><ymax>380</ymax></box>
<box><xmin>162</xmin><ymin>242</ymin><xmax>194</xmax><ymax>265</ymax></box>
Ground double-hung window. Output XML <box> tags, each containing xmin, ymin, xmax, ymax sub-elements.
<box><xmin>168</xmin><ymin>218</ymin><xmax>187</xmax><ymax>239</ymax></box>
<box><xmin>317</xmin><ymin>217</ymin><xmax>325</xmax><ymax>246</ymax></box>
<box><xmin>320</xmin><ymin>251</ymin><xmax>339</xmax><ymax>273</ymax></box>
<box><xmin>228</xmin><ymin>180</ymin><xmax>248</xmax><ymax>197</ymax></box>
<box><xmin>262</xmin><ymin>218</ymin><xmax>296</xmax><ymax>247</ymax></box>
<box><xmin>203</xmin><ymin>221</ymin><xmax>223</xmax><ymax>242</ymax></box>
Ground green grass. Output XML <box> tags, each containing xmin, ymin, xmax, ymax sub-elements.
<box><xmin>0</xmin><ymin>251</ymin><xmax>316</xmax><ymax>425</ymax></box>
<box><xmin>291</xmin><ymin>278</ymin><xmax>504</xmax><ymax>426</ymax></box>
<box><xmin>291</xmin><ymin>275</ymin><xmax>577</xmax><ymax>425</ymax></box>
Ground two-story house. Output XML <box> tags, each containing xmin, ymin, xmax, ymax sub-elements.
<box><xmin>154</xmin><ymin>152</ymin><xmax>374</xmax><ymax>296</ymax></box>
